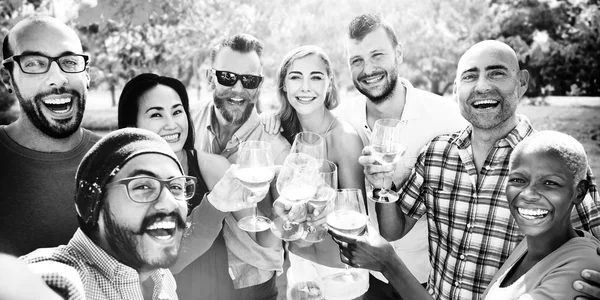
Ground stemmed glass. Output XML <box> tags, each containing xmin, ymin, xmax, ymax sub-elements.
<box><xmin>235</xmin><ymin>141</ymin><xmax>276</xmax><ymax>232</ymax></box>
<box><xmin>325</xmin><ymin>188</ymin><xmax>368</xmax><ymax>282</ymax></box>
<box><xmin>271</xmin><ymin>153</ymin><xmax>319</xmax><ymax>241</ymax></box>
<box><xmin>290</xmin><ymin>131</ymin><xmax>326</xmax><ymax>160</ymax></box>
<box><xmin>367</xmin><ymin>118</ymin><xmax>407</xmax><ymax>203</ymax></box>
<box><xmin>303</xmin><ymin>159</ymin><xmax>338</xmax><ymax>243</ymax></box>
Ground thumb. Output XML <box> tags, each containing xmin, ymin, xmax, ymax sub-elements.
<box><xmin>270</xmin><ymin>165</ymin><xmax>282</xmax><ymax>176</ymax></box>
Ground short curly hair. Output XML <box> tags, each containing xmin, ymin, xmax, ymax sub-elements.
<box><xmin>510</xmin><ymin>130</ymin><xmax>589</xmax><ymax>187</ymax></box>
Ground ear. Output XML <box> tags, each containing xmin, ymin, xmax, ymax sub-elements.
<box><xmin>205</xmin><ymin>69</ymin><xmax>216</xmax><ymax>89</ymax></box>
<box><xmin>1</xmin><ymin>67</ymin><xmax>13</xmax><ymax>91</ymax></box>
<box><xmin>396</xmin><ymin>46</ymin><xmax>403</xmax><ymax>65</ymax></box>
<box><xmin>573</xmin><ymin>179</ymin><xmax>589</xmax><ymax>205</ymax></box>
<box><xmin>517</xmin><ymin>69</ymin><xmax>530</xmax><ymax>98</ymax></box>
<box><xmin>84</xmin><ymin>66</ymin><xmax>91</xmax><ymax>89</ymax></box>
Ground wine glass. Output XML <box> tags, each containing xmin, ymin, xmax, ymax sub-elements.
<box><xmin>303</xmin><ymin>159</ymin><xmax>338</xmax><ymax>243</ymax></box>
<box><xmin>235</xmin><ymin>141</ymin><xmax>276</xmax><ymax>232</ymax></box>
<box><xmin>368</xmin><ymin>118</ymin><xmax>407</xmax><ymax>203</ymax></box>
<box><xmin>290</xmin><ymin>131</ymin><xmax>326</xmax><ymax>160</ymax></box>
<box><xmin>325</xmin><ymin>188</ymin><xmax>368</xmax><ymax>282</ymax></box>
<box><xmin>271</xmin><ymin>153</ymin><xmax>319</xmax><ymax>241</ymax></box>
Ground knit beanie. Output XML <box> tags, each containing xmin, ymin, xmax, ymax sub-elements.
<box><xmin>75</xmin><ymin>128</ymin><xmax>183</xmax><ymax>228</ymax></box>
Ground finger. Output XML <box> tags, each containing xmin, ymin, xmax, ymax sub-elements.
<box><xmin>328</xmin><ymin>227</ymin><xmax>359</xmax><ymax>244</ymax></box>
<box><xmin>361</xmin><ymin>145</ymin><xmax>372</xmax><ymax>155</ymax></box>
<box><xmin>270</xmin><ymin>165</ymin><xmax>282</xmax><ymax>176</ymax></box>
<box><xmin>358</xmin><ymin>155</ymin><xmax>377</xmax><ymax>167</ymax></box>
<box><xmin>574</xmin><ymin>280</ymin><xmax>600</xmax><ymax>299</ymax></box>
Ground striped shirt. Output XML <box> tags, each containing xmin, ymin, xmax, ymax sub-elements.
<box><xmin>21</xmin><ymin>229</ymin><xmax>178</xmax><ymax>300</ymax></box>
<box><xmin>398</xmin><ymin>115</ymin><xmax>600</xmax><ymax>300</ymax></box>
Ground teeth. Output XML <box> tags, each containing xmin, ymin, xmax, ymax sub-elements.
<box><xmin>518</xmin><ymin>208</ymin><xmax>549</xmax><ymax>219</ymax></box>
<box><xmin>473</xmin><ymin>100</ymin><xmax>498</xmax><ymax>105</ymax></box>
<box><xmin>297</xmin><ymin>97</ymin><xmax>314</xmax><ymax>102</ymax></box>
<box><xmin>162</xmin><ymin>134</ymin><xmax>179</xmax><ymax>142</ymax></box>
<box><xmin>43</xmin><ymin>98</ymin><xmax>71</xmax><ymax>105</ymax></box>
<box><xmin>147</xmin><ymin>220</ymin><xmax>176</xmax><ymax>231</ymax></box>
<box><xmin>365</xmin><ymin>75</ymin><xmax>384</xmax><ymax>84</ymax></box>
<box><xmin>154</xmin><ymin>235</ymin><xmax>172</xmax><ymax>240</ymax></box>
<box><xmin>230</xmin><ymin>98</ymin><xmax>244</xmax><ymax>102</ymax></box>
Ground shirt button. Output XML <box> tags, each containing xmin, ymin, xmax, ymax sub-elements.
<box><xmin>454</xmin><ymin>282</ymin><xmax>460</xmax><ymax>287</ymax></box>
<box><xmin>460</xmin><ymin>254</ymin><xmax>466</xmax><ymax>260</ymax></box>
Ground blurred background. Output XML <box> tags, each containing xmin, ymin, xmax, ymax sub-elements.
<box><xmin>1</xmin><ymin>0</ymin><xmax>599</xmax><ymax>174</ymax></box>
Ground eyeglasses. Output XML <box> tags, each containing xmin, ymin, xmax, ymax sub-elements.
<box><xmin>2</xmin><ymin>54</ymin><xmax>89</xmax><ymax>74</ymax></box>
<box><xmin>105</xmin><ymin>176</ymin><xmax>197</xmax><ymax>203</ymax></box>
<box><xmin>212</xmin><ymin>69</ymin><xmax>263</xmax><ymax>89</ymax></box>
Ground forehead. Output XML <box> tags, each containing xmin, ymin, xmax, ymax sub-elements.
<box><xmin>113</xmin><ymin>153</ymin><xmax>182</xmax><ymax>181</ymax></box>
<box><xmin>512</xmin><ymin>147</ymin><xmax>570</xmax><ymax>174</ymax></box>
<box><xmin>457</xmin><ymin>46</ymin><xmax>518</xmax><ymax>75</ymax></box>
<box><xmin>11</xmin><ymin>23</ymin><xmax>83</xmax><ymax>56</ymax></box>
<box><xmin>139</xmin><ymin>85</ymin><xmax>182</xmax><ymax>109</ymax></box>
<box><xmin>289</xmin><ymin>54</ymin><xmax>327</xmax><ymax>73</ymax></box>
<box><xmin>346</xmin><ymin>27</ymin><xmax>395</xmax><ymax>57</ymax></box>
<box><xmin>213</xmin><ymin>47</ymin><xmax>261</xmax><ymax>75</ymax></box>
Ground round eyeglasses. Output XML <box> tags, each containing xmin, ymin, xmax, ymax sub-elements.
<box><xmin>105</xmin><ymin>175</ymin><xmax>197</xmax><ymax>203</ymax></box>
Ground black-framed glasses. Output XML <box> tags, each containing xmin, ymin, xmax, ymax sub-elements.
<box><xmin>105</xmin><ymin>176</ymin><xmax>197</xmax><ymax>203</ymax></box>
<box><xmin>2</xmin><ymin>54</ymin><xmax>89</xmax><ymax>74</ymax></box>
<box><xmin>212</xmin><ymin>69</ymin><xmax>263</xmax><ymax>89</ymax></box>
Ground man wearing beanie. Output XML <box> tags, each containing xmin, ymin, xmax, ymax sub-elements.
<box><xmin>19</xmin><ymin>128</ymin><xmax>193</xmax><ymax>300</ymax></box>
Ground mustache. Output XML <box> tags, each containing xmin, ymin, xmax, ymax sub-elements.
<box><xmin>34</xmin><ymin>87</ymin><xmax>81</xmax><ymax>102</ymax></box>
<box><xmin>467</xmin><ymin>89</ymin><xmax>503</xmax><ymax>102</ymax></box>
<box><xmin>138</xmin><ymin>212</ymin><xmax>188</xmax><ymax>234</ymax></box>
<box><xmin>357</xmin><ymin>70</ymin><xmax>386</xmax><ymax>82</ymax></box>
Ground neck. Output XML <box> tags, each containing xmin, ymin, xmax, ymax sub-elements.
<box><xmin>175</xmin><ymin>150</ymin><xmax>188</xmax><ymax>174</ymax></box>
<box><xmin>139</xmin><ymin>270</ymin><xmax>155</xmax><ymax>300</ymax></box>
<box><xmin>297</xmin><ymin>107</ymin><xmax>334</xmax><ymax>135</ymax></box>
<box><xmin>5</xmin><ymin>118</ymin><xmax>83</xmax><ymax>152</ymax></box>
<box><xmin>524</xmin><ymin>223</ymin><xmax>578</xmax><ymax>262</ymax></box>
<box><xmin>470</xmin><ymin>115</ymin><xmax>519</xmax><ymax>153</ymax></box>
<box><xmin>365</xmin><ymin>81</ymin><xmax>406</xmax><ymax>129</ymax></box>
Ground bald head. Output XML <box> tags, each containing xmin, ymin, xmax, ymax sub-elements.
<box><xmin>3</xmin><ymin>15</ymin><xmax>82</xmax><ymax>72</ymax></box>
<box><xmin>456</xmin><ymin>40</ymin><xmax>520</xmax><ymax>82</ymax></box>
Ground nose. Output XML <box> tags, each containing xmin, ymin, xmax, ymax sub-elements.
<box><xmin>45</xmin><ymin>61</ymin><xmax>68</xmax><ymax>88</ymax></box>
<box><xmin>363</xmin><ymin>58</ymin><xmax>377</xmax><ymax>76</ymax></box>
<box><xmin>520</xmin><ymin>184</ymin><xmax>541</xmax><ymax>202</ymax></box>
<box><xmin>153</xmin><ymin>185</ymin><xmax>180</xmax><ymax>213</ymax></box>
<box><xmin>301</xmin><ymin>77</ymin><xmax>311</xmax><ymax>92</ymax></box>
<box><xmin>164</xmin><ymin>115</ymin><xmax>177</xmax><ymax>130</ymax></box>
<box><xmin>474</xmin><ymin>75</ymin><xmax>492</xmax><ymax>94</ymax></box>
<box><xmin>231</xmin><ymin>79</ymin><xmax>244</xmax><ymax>94</ymax></box>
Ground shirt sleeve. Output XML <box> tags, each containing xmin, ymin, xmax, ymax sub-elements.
<box><xmin>397</xmin><ymin>143</ymin><xmax>430</xmax><ymax>220</ymax></box>
<box><xmin>170</xmin><ymin>194</ymin><xmax>227</xmax><ymax>273</ymax></box>
<box><xmin>571</xmin><ymin>168</ymin><xmax>600</xmax><ymax>239</ymax></box>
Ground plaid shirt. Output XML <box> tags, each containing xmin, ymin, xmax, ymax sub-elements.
<box><xmin>21</xmin><ymin>229</ymin><xmax>178</xmax><ymax>300</ymax></box>
<box><xmin>398</xmin><ymin>115</ymin><xmax>600</xmax><ymax>300</ymax></box>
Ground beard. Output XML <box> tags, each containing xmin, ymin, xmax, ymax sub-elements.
<box><xmin>213</xmin><ymin>90</ymin><xmax>256</xmax><ymax>126</ymax></box>
<box><xmin>353</xmin><ymin>61</ymin><xmax>400</xmax><ymax>105</ymax></box>
<box><xmin>13</xmin><ymin>84</ymin><xmax>86</xmax><ymax>139</ymax></box>
<box><xmin>102</xmin><ymin>206</ymin><xmax>187</xmax><ymax>270</ymax></box>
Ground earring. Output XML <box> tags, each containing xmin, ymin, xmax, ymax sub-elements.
<box><xmin>7</xmin><ymin>88</ymin><xmax>12</xmax><ymax>94</ymax></box>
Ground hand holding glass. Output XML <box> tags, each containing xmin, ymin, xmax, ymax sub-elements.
<box><xmin>235</xmin><ymin>141</ymin><xmax>275</xmax><ymax>232</ymax></box>
<box><xmin>303</xmin><ymin>159</ymin><xmax>338</xmax><ymax>243</ymax></box>
<box><xmin>368</xmin><ymin>119</ymin><xmax>407</xmax><ymax>203</ymax></box>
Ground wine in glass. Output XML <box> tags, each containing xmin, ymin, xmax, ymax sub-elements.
<box><xmin>368</xmin><ymin>118</ymin><xmax>407</xmax><ymax>203</ymax></box>
<box><xmin>271</xmin><ymin>153</ymin><xmax>319</xmax><ymax>241</ymax></box>
<box><xmin>303</xmin><ymin>159</ymin><xmax>338</xmax><ymax>243</ymax></box>
<box><xmin>235</xmin><ymin>141</ymin><xmax>275</xmax><ymax>232</ymax></box>
<box><xmin>325</xmin><ymin>188</ymin><xmax>368</xmax><ymax>282</ymax></box>
<box><xmin>290</xmin><ymin>131</ymin><xmax>326</xmax><ymax>160</ymax></box>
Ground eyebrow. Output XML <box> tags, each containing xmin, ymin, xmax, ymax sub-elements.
<box><xmin>145</xmin><ymin>103</ymin><xmax>182</xmax><ymax>114</ymax></box>
<box><xmin>127</xmin><ymin>169</ymin><xmax>159</xmax><ymax>178</ymax></box>
<box><xmin>17</xmin><ymin>50</ymin><xmax>79</xmax><ymax>57</ymax></box>
<box><xmin>460</xmin><ymin>65</ymin><xmax>509</xmax><ymax>76</ymax></box>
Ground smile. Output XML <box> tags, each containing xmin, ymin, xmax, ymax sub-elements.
<box><xmin>517</xmin><ymin>207</ymin><xmax>549</xmax><ymax>220</ymax></box>
<box><xmin>227</xmin><ymin>97</ymin><xmax>245</xmax><ymax>106</ymax></box>
<box><xmin>472</xmin><ymin>99</ymin><xmax>499</xmax><ymax>109</ymax></box>
<box><xmin>161</xmin><ymin>133</ymin><xmax>180</xmax><ymax>143</ymax></box>
<box><xmin>146</xmin><ymin>220</ymin><xmax>177</xmax><ymax>240</ymax></box>
<box><xmin>362</xmin><ymin>74</ymin><xmax>385</xmax><ymax>85</ymax></box>
<box><xmin>296</xmin><ymin>96</ymin><xmax>316</xmax><ymax>104</ymax></box>
<box><xmin>42</xmin><ymin>97</ymin><xmax>73</xmax><ymax>114</ymax></box>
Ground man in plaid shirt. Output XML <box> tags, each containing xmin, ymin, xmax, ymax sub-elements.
<box><xmin>352</xmin><ymin>40</ymin><xmax>600</xmax><ymax>299</ymax></box>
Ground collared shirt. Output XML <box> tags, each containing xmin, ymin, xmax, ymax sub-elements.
<box><xmin>192</xmin><ymin>101</ymin><xmax>290</xmax><ymax>288</ymax></box>
<box><xmin>398</xmin><ymin>115</ymin><xmax>600</xmax><ymax>300</ymax></box>
<box><xmin>335</xmin><ymin>78</ymin><xmax>467</xmax><ymax>283</ymax></box>
<box><xmin>21</xmin><ymin>229</ymin><xmax>178</xmax><ymax>300</ymax></box>
<box><xmin>192</xmin><ymin>101</ymin><xmax>290</xmax><ymax>165</ymax></box>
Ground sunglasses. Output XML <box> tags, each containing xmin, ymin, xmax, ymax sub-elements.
<box><xmin>211</xmin><ymin>69</ymin><xmax>263</xmax><ymax>89</ymax></box>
